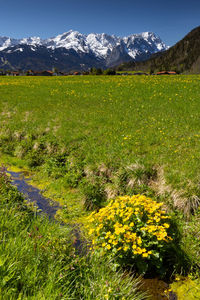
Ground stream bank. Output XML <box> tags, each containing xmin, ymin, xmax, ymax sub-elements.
<box><xmin>6</xmin><ymin>168</ymin><xmax>60</xmax><ymax>218</ymax></box>
<box><xmin>3</xmin><ymin>165</ymin><xmax>85</xmax><ymax>255</ymax></box>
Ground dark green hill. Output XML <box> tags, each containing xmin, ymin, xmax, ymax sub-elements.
<box><xmin>117</xmin><ymin>26</ymin><xmax>200</xmax><ymax>74</ymax></box>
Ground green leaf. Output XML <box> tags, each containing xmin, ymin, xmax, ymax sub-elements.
<box><xmin>0</xmin><ymin>257</ymin><xmax>5</xmax><ymax>267</ymax></box>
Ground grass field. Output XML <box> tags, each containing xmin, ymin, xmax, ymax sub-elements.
<box><xmin>1</xmin><ymin>76</ymin><xmax>200</xmax><ymax>195</ymax></box>
<box><xmin>1</xmin><ymin>75</ymin><xmax>200</xmax><ymax>297</ymax></box>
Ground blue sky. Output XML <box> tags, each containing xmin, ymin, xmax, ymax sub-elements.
<box><xmin>0</xmin><ymin>0</ymin><xmax>199</xmax><ymax>46</ymax></box>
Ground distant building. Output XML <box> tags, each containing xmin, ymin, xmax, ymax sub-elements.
<box><xmin>73</xmin><ymin>71</ymin><xmax>81</xmax><ymax>75</ymax></box>
<box><xmin>10</xmin><ymin>71</ymin><xmax>20</xmax><ymax>76</ymax></box>
<box><xmin>133</xmin><ymin>72</ymin><xmax>148</xmax><ymax>75</ymax></box>
<box><xmin>30</xmin><ymin>70</ymin><xmax>53</xmax><ymax>76</ymax></box>
<box><xmin>156</xmin><ymin>71</ymin><xmax>177</xmax><ymax>75</ymax></box>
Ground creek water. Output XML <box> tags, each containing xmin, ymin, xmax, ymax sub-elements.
<box><xmin>6</xmin><ymin>167</ymin><xmax>84</xmax><ymax>254</ymax></box>
<box><xmin>6</xmin><ymin>169</ymin><xmax>60</xmax><ymax>218</ymax></box>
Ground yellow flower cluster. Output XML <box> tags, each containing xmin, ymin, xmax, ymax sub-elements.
<box><xmin>87</xmin><ymin>195</ymin><xmax>172</xmax><ymax>259</ymax></box>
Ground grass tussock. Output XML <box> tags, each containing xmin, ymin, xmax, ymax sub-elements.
<box><xmin>150</xmin><ymin>166</ymin><xmax>200</xmax><ymax>218</ymax></box>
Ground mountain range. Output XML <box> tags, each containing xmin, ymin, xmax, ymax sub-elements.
<box><xmin>117</xmin><ymin>26</ymin><xmax>200</xmax><ymax>74</ymax></box>
<box><xmin>0</xmin><ymin>30</ymin><xmax>168</xmax><ymax>71</ymax></box>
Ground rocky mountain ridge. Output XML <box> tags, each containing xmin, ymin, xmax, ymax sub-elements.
<box><xmin>0</xmin><ymin>30</ymin><xmax>168</xmax><ymax>71</ymax></box>
<box><xmin>117</xmin><ymin>26</ymin><xmax>200</xmax><ymax>74</ymax></box>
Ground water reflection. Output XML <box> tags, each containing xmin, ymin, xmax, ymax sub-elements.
<box><xmin>6</xmin><ymin>169</ymin><xmax>60</xmax><ymax>219</ymax></box>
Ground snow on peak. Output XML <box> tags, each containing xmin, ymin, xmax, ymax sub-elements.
<box><xmin>0</xmin><ymin>37</ymin><xmax>19</xmax><ymax>51</ymax></box>
<box><xmin>45</xmin><ymin>30</ymin><xmax>88</xmax><ymax>52</ymax></box>
<box><xmin>20</xmin><ymin>37</ymin><xmax>43</xmax><ymax>46</ymax></box>
<box><xmin>122</xmin><ymin>31</ymin><xmax>167</xmax><ymax>58</ymax></box>
<box><xmin>86</xmin><ymin>33</ymin><xmax>119</xmax><ymax>57</ymax></box>
<box><xmin>0</xmin><ymin>30</ymin><xmax>168</xmax><ymax>59</ymax></box>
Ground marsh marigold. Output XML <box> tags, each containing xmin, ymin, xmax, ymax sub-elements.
<box><xmin>87</xmin><ymin>195</ymin><xmax>172</xmax><ymax>263</ymax></box>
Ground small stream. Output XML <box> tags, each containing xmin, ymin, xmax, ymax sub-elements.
<box><xmin>6</xmin><ymin>169</ymin><xmax>60</xmax><ymax>218</ymax></box>
<box><xmin>6</xmin><ymin>167</ymin><xmax>84</xmax><ymax>254</ymax></box>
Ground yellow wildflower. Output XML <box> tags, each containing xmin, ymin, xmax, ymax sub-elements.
<box><xmin>123</xmin><ymin>245</ymin><xmax>129</xmax><ymax>252</ymax></box>
<box><xmin>142</xmin><ymin>253</ymin><xmax>148</xmax><ymax>258</ymax></box>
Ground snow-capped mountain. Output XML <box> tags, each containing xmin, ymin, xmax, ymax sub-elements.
<box><xmin>0</xmin><ymin>30</ymin><xmax>168</xmax><ymax>71</ymax></box>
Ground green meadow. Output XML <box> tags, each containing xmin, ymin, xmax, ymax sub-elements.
<box><xmin>1</xmin><ymin>76</ymin><xmax>200</xmax><ymax>182</ymax></box>
<box><xmin>1</xmin><ymin>76</ymin><xmax>200</xmax><ymax>200</ymax></box>
<box><xmin>1</xmin><ymin>75</ymin><xmax>200</xmax><ymax>298</ymax></box>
